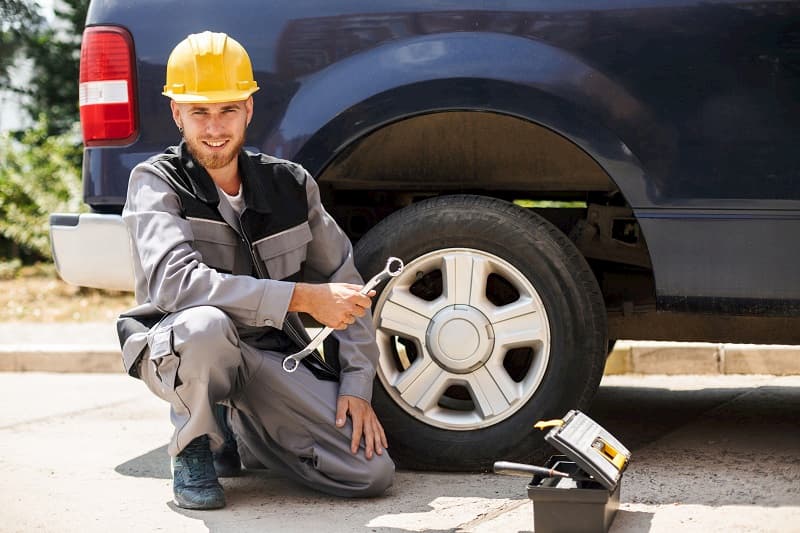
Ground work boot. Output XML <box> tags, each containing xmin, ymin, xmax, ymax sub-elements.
<box><xmin>213</xmin><ymin>404</ymin><xmax>242</xmax><ymax>477</ymax></box>
<box><xmin>172</xmin><ymin>435</ymin><xmax>225</xmax><ymax>510</ymax></box>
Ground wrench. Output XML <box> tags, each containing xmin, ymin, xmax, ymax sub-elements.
<box><xmin>282</xmin><ymin>256</ymin><xmax>404</xmax><ymax>373</ymax></box>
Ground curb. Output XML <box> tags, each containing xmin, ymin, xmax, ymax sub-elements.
<box><xmin>1</xmin><ymin>342</ymin><xmax>798</xmax><ymax>375</ymax></box>
<box><xmin>604</xmin><ymin>341</ymin><xmax>800</xmax><ymax>376</ymax></box>
<box><xmin>0</xmin><ymin>345</ymin><xmax>121</xmax><ymax>373</ymax></box>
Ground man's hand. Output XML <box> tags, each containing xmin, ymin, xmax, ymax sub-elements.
<box><xmin>335</xmin><ymin>395</ymin><xmax>388</xmax><ymax>459</ymax></box>
<box><xmin>289</xmin><ymin>283</ymin><xmax>375</xmax><ymax>330</ymax></box>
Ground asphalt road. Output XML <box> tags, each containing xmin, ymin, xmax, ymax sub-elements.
<box><xmin>1</xmin><ymin>372</ymin><xmax>798</xmax><ymax>532</ymax></box>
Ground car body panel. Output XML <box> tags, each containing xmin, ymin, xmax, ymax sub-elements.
<box><xmin>69</xmin><ymin>0</ymin><xmax>800</xmax><ymax>315</ymax></box>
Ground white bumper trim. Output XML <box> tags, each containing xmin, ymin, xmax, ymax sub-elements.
<box><xmin>49</xmin><ymin>213</ymin><xmax>135</xmax><ymax>292</ymax></box>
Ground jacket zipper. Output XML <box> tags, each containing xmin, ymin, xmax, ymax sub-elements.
<box><xmin>240</xmin><ymin>218</ymin><xmax>336</xmax><ymax>374</ymax></box>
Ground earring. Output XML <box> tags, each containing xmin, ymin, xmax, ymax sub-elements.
<box><xmin>178</xmin><ymin>126</ymin><xmax>184</xmax><ymax>135</ymax></box>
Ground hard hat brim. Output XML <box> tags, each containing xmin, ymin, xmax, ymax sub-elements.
<box><xmin>163</xmin><ymin>87</ymin><xmax>259</xmax><ymax>104</ymax></box>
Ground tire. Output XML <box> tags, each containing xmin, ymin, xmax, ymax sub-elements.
<box><xmin>354</xmin><ymin>195</ymin><xmax>607</xmax><ymax>471</ymax></box>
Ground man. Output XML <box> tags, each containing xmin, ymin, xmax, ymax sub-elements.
<box><xmin>117</xmin><ymin>31</ymin><xmax>394</xmax><ymax>510</ymax></box>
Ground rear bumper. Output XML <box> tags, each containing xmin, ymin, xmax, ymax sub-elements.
<box><xmin>49</xmin><ymin>213</ymin><xmax>135</xmax><ymax>291</ymax></box>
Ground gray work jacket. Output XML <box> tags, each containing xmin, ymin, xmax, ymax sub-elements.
<box><xmin>118</xmin><ymin>142</ymin><xmax>380</xmax><ymax>402</ymax></box>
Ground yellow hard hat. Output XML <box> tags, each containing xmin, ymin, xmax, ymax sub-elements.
<box><xmin>162</xmin><ymin>31</ymin><xmax>259</xmax><ymax>103</ymax></box>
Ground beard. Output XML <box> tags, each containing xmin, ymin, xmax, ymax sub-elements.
<box><xmin>184</xmin><ymin>133</ymin><xmax>245</xmax><ymax>170</ymax></box>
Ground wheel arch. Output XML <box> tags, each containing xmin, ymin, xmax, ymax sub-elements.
<box><xmin>267</xmin><ymin>31</ymin><xmax>656</xmax><ymax>210</ymax></box>
<box><xmin>274</xmin><ymin>32</ymin><xmax>661</xmax><ymax>313</ymax></box>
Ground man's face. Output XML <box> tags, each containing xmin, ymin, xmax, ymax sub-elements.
<box><xmin>171</xmin><ymin>98</ymin><xmax>253</xmax><ymax>171</ymax></box>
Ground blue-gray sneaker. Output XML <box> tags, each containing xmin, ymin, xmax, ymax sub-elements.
<box><xmin>172</xmin><ymin>435</ymin><xmax>225</xmax><ymax>510</ymax></box>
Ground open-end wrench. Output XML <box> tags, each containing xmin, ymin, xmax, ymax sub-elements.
<box><xmin>282</xmin><ymin>256</ymin><xmax>404</xmax><ymax>373</ymax></box>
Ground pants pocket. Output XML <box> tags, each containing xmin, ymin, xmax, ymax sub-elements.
<box><xmin>148</xmin><ymin>326</ymin><xmax>181</xmax><ymax>390</ymax></box>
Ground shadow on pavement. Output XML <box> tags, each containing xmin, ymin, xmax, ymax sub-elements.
<box><xmin>115</xmin><ymin>444</ymin><xmax>170</xmax><ymax>479</ymax></box>
<box><xmin>590</xmin><ymin>384</ymin><xmax>750</xmax><ymax>450</ymax></box>
<box><xmin>612</xmin><ymin>509</ymin><xmax>655</xmax><ymax>530</ymax></box>
<box><xmin>592</xmin><ymin>383</ymin><xmax>800</xmax><ymax>451</ymax></box>
<box><xmin>164</xmin><ymin>468</ymin><xmax>536</xmax><ymax>533</ymax></box>
<box><xmin>591</xmin><ymin>382</ymin><xmax>800</xmax><ymax>508</ymax></box>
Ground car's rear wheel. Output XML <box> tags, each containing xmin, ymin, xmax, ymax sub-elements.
<box><xmin>354</xmin><ymin>195</ymin><xmax>606</xmax><ymax>470</ymax></box>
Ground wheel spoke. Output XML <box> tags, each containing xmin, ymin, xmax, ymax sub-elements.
<box><xmin>397</xmin><ymin>361</ymin><xmax>448</xmax><ymax>412</ymax></box>
<box><xmin>491</xmin><ymin>310</ymin><xmax>546</xmax><ymax>350</ymax></box>
<box><xmin>384</xmin><ymin>284</ymin><xmax>438</xmax><ymax>319</ymax></box>
<box><xmin>487</xmin><ymin>295</ymin><xmax>538</xmax><ymax>324</ymax></box>
<box><xmin>378</xmin><ymin>298</ymin><xmax>430</xmax><ymax>344</ymax></box>
<box><xmin>442</xmin><ymin>253</ymin><xmax>477</xmax><ymax>305</ymax></box>
<box><xmin>466</xmin><ymin>366</ymin><xmax>515</xmax><ymax>418</ymax></box>
<box><xmin>466</xmin><ymin>256</ymin><xmax>493</xmax><ymax>311</ymax></box>
<box><xmin>485</xmin><ymin>360</ymin><xmax>522</xmax><ymax>403</ymax></box>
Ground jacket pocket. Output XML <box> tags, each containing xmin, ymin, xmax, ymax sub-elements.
<box><xmin>189</xmin><ymin>217</ymin><xmax>239</xmax><ymax>273</ymax></box>
<box><xmin>254</xmin><ymin>221</ymin><xmax>312</xmax><ymax>280</ymax></box>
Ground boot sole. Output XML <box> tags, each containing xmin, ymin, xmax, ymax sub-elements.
<box><xmin>174</xmin><ymin>493</ymin><xmax>226</xmax><ymax>510</ymax></box>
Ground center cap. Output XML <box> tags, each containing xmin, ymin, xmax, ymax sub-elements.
<box><xmin>427</xmin><ymin>305</ymin><xmax>495</xmax><ymax>373</ymax></box>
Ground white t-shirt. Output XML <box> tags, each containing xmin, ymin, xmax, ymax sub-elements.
<box><xmin>218</xmin><ymin>184</ymin><xmax>244</xmax><ymax>215</ymax></box>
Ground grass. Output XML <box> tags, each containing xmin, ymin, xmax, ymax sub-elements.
<box><xmin>0</xmin><ymin>262</ymin><xmax>135</xmax><ymax>322</ymax></box>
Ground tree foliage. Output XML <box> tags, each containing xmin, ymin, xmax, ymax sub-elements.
<box><xmin>0</xmin><ymin>0</ymin><xmax>89</xmax><ymax>261</ymax></box>
<box><xmin>20</xmin><ymin>0</ymin><xmax>90</xmax><ymax>134</ymax></box>
<box><xmin>0</xmin><ymin>0</ymin><xmax>43</xmax><ymax>91</ymax></box>
<box><xmin>0</xmin><ymin>115</ymin><xmax>84</xmax><ymax>260</ymax></box>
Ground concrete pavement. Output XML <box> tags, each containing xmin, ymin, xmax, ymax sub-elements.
<box><xmin>1</xmin><ymin>321</ymin><xmax>800</xmax><ymax>375</ymax></box>
<box><xmin>1</xmin><ymin>321</ymin><xmax>798</xmax><ymax>531</ymax></box>
<box><xmin>1</xmin><ymin>373</ymin><xmax>798</xmax><ymax>532</ymax></box>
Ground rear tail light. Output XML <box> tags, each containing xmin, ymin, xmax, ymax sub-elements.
<box><xmin>79</xmin><ymin>26</ymin><xmax>138</xmax><ymax>146</ymax></box>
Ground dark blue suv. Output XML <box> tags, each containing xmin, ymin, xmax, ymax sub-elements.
<box><xmin>51</xmin><ymin>1</ymin><xmax>800</xmax><ymax>469</ymax></box>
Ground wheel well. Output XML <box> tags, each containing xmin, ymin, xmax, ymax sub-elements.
<box><xmin>320</xmin><ymin>110</ymin><xmax>613</xmax><ymax>198</ymax></box>
<box><xmin>317</xmin><ymin>110</ymin><xmax>656</xmax><ymax>323</ymax></box>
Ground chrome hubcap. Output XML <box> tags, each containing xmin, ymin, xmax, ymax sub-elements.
<box><xmin>426</xmin><ymin>305</ymin><xmax>494</xmax><ymax>374</ymax></box>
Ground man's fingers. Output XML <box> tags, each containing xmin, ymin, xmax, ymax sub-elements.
<box><xmin>362</xmin><ymin>417</ymin><xmax>376</xmax><ymax>459</ymax></box>
<box><xmin>350</xmin><ymin>414</ymin><xmax>363</xmax><ymax>454</ymax></box>
<box><xmin>335</xmin><ymin>313</ymin><xmax>357</xmax><ymax>329</ymax></box>
<box><xmin>377</xmin><ymin>419</ymin><xmax>388</xmax><ymax>450</ymax></box>
<box><xmin>354</xmin><ymin>293</ymin><xmax>372</xmax><ymax>309</ymax></box>
<box><xmin>338</xmin><ymin>396</ymin><xmax>389</xmax><ymax>460</ymax></box>
<box><xmin>370</xmin><ymin>418</ymin><xmax>384</xmax><ymax>456</ymax></box>
<box><xmin>335</xmin><ymin>397</ymin><xmax>348</xmax><ymax>427</ymax></box>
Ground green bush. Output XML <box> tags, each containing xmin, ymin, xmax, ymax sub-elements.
<box><xmin>0</xmin><ymin>258</ymin><xmax>22</xmax><ymax>280</ymax></box>
<box><xmin>0</xmin><ymin>115</ymin><xmax>84</xmax><ymax>261</ymax></box>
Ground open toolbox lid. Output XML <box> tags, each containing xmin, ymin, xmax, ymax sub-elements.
<box><xmin>535</xmin><ymin>410</ymin><xmax>631</xmax><ymax>491</ymax></box>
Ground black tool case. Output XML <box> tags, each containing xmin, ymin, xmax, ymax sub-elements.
<box><xmin>527</xmin><ymin>454</ymin><xmax>621</xmax><ymax>533</ymax></box>
<box><xmin>497</xmin><ymin>410</ymin><xmax>631</xmax><ymax>533</ymax></box>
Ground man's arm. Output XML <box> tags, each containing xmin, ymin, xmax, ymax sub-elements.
<box><xmin>292</xmin><ymin>164</ymin><xmax>389</xmax><ymax>458</ymax></box>
<box><xmin>294</xmin><ymin>164</ymin><xmax>382</xmax><ymax>402</ymax></box>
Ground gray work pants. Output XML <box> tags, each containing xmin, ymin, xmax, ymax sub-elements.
<box><xmin>138</xmin><ymin>305</ymin><xmax>394</xmax><ymax>498</ymax></box>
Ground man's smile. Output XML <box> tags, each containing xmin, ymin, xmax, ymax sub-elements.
<box><xmin>203</xmin><ymin>139</ymin><xmax>228</xmax><ymax>148</ymax></box>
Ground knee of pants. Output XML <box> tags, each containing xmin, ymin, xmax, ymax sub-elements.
<box><xmin>170</xmin><ymin>306</ymin><xmax>240</xmax><ymax>371</ymax></box>
<box><xmin>351</xmin><ymin>453</ymin><xmax>395</xmax><ymax>498</ymax></box>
